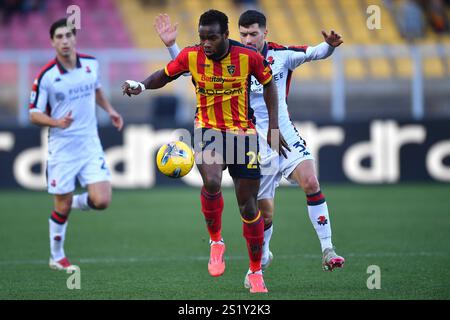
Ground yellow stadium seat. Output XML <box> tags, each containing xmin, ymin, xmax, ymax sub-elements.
<box><xmin>423</xmin><ymin>58</ymin><xmax>445</xmax><ymax>78</ymax></box>
<box><xmin>294</xmin><ymin>62</ymin><xmax>315</xmax><ymax>81</ymax></box>
<box><xmin>114</xmin><ymin>0</ymin><xmax>447</xmax><ymax>82</ymax></box>
<box><xmin>368</xmin><ymin>58</ymin><xmax>392</xmax><ymax>79</ymax></box>
<box><xmin>395</xmin><ymin>57</ymin><xmax>413</xmax><ymax>78</ymax></box>
<box><xmin>314</xmin><ymin>59</ymin><xmax>333</xmax><ymax>80</ymax></box>
<box><xmin>345</xmin><ymin>58</ymin><xmax>366</xmax><ymax>80</ymax></box>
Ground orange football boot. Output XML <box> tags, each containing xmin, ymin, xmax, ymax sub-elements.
<box><xmin>245</xmin><ymin>271</ymin><xmax>268</xmax><ymax>293</ymax></box>
<box><xmin>208</xmin><ymin>240</ymin><xmax>226</xmax><ymax>277</ymax></box>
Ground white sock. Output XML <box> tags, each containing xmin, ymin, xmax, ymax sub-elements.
<box><xmin>307</xmin><ymin>192</ymin><xmax>333</xmax><ymax>252</ymax></box>
<box><xmin>72</xmin><ymin>192</ymin><xmax>91</xmax><ymax>211</ymax></box>
<box><xmin>247</xmin><ymin>268</ymin><xmax>263</xmax><ymax>275</ymax></box>
<box><xmin>210</xmin><ymin>238</ymin><xmax>224</xmax><ymax>245</ymax></box>
<box><xmin>262</xmin><ymin>224</ymin><xmax>273</xmax><ymax>264</ymax></box>
<box><xmin>49</xmin><ymin>219</ymin><xmax>68</xmax><ymax>261</ymax></box>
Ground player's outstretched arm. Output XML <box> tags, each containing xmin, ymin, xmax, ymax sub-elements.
<box><xmin>154</xmin><ymin>13</ymin><xmax>192</xmax><ymax>78</ymax></box>
<box><xmin>95</xmin><ymin>89</ymin><xmax>123</xmax><ymax>131</ymax></box>
<box><xmin>292</xmin><ymin>30</ymin><xmax>343</xmax><ymax>67</ymax></box>
<box><xmin>29</xmin><ymin>110</ymin><xmax>73</xmax><ymax>129</ymax></box>
<box><xmin>322</xmin><ymin>30</ymin><xmax>343</xmax><ymax>48</ymax></box>
<box><xmin>121</xmin><ymin>69</ymin><xmax>172</xmax><ymax>96</ymax></box>
<box><xmin>263</xmin><ymin>80</ymin><xmax>290</xmax><ymax>158</ymax></box>
<box><xmin>311</xmin><ymin>30</ymin><xmax>343</xmax><ymax>60</ymax></box>
<box><xmin>154</xmin><ymin>13</ymin><xmax>178</xmax><ymax>48</ymax></box>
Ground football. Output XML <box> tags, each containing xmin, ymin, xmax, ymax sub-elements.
<box><xmin>156</xmin><ymin>141</ymin><xmax>194</xmax><ymax>178</ymax></box>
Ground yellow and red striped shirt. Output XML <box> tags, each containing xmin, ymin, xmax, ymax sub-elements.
<box><xmin>165</xmin><ymin>39</ymin><xmax>273</xmax><ymax>133</ymax></box>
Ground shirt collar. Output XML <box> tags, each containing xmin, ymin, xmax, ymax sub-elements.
<box><xmin>261</xmin><ymin>42</ymin><xmax>268</xmax><ymax>58</ymax></box>
<box><xmin>56</xmin><ymin>54</ymin><xmax>82</xmax><ymax>74</ymax></box>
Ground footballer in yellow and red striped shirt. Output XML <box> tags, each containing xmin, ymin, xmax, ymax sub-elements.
<box><xmin>122</xmin><ymin>10</ymin><xmax>289</xmax><ymax>294</ymax></box>
<box><xmin>164</xmin><ymin>39</ymin><xmax>272</xmax><ymax>133</ymax></box>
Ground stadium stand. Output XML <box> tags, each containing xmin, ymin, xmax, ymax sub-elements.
<box><xmin>1</xmin><ymin>0</ymin><xmax>448</xmax><ymax>80</ymax></box>
<box><xmin>1</xmin><ymin>0</ymin><xmax>448</xmax><ymax>74</ymax></box>
<box><xmin>0</xmin><ymin>0</ymin><xmax>449</xmax><ymax>124</ymax></box>
<box><xmin>115</xmin><ymin>0</ymin><xmax>450</xmax><ymax>80</ymax></box>
<box><xmin>1</xmin><ymin>0</ymin><xmax>132</xmax><ymax>49</ymax></box>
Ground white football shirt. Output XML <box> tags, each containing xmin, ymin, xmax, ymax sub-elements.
<box><xmin>29</xmin><ymin>53</ymin><xmax>103</xmax><ymax>161</ymax></box>
<box><xmin>251</xmin><ymin>41</ymin><xmax>335</xmax><ymax>161</ymax></box>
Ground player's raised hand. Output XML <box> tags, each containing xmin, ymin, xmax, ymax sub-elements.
<box><xmin>154</xmin><ymin>13</ymin><xmax>178</xmax><ymax>47</ymax></box>
<box><xmin>122</xmin><ymin>80</ymin><xmax>145</xmax><ymax>97</ymax></box>
<box><xmin>322</xmin><ymin>30</ymin><xmax>343</xmax><ymax>47</ymax></box>
<box><xmin>267</xmin><ymin>129</ymin><xmax>291</xmax><ymax>159</ymax></box>
<box><xmin>57</xmin><ymin>111</ymin><xmax>73</xmax><ymax>129</ymax></box>
<box><xmin>109</xmin><ymin>109</ymin><xmax>123</xmax><ymax>131</ymax></box>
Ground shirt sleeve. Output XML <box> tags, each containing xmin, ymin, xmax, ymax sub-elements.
<box><xmin>250</xmin><ymin>50</ymin><xmax>273</xmax><ymax>86</ymax></box>
<box><xmin>29</xmin><ymin>74</ymin><xmax>48</xmax><ymax>113</ymax></box>
<box><xmin>95</xmin><ymin>60</ymin><xmax>102</xmax><ymax>89</ymax></box>
<box><xmin>167</xmin><ymin>43</ymin><xmax>181</xmax><ymax>60</ymax></box>
<box><xmin>285</xmin><ymin>42</ymin><xmax>334</xmax><ymax>70</ymax></box>
<box><xmin>164</xmin><ymin>47</ymin><xmax>190</xmax><ymax>78</ymax></box>
<box><xmin>166</xmin><ymin>43</ymin><xmax>192</xmax><ymax>77</ymax></box>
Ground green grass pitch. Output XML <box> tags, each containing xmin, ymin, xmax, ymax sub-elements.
<box><xmin>1</xmin><ymin>184</ymin><xmax>449</xmax><ymax>300</ymax></box>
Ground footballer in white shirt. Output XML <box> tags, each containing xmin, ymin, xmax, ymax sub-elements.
<box><xmin>154</xmin><ymin>10</ymin><xmax>345</xmax><ymax>276</ymax></box>
<box><xmin>29</xmin><ymin>18</ymin><xmax>123</xmax><ymax>271</ymax></box>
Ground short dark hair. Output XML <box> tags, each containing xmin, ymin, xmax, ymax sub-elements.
<box><xmin>238</xmin><ymin>10</ymin><xmax>266</xmax><ymax>28</ymax></box>
<box><xmin>199</xmin><ymin>9</ymin><xmax>228</xmax><ymax>34</ymax></box>
<box><xmin>50</xmin><ymin>18</ymin><xmax>76</xmax><ymax>39</ymax></box>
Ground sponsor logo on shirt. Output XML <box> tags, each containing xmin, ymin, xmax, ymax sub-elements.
<box><xmin>55</xmin><ymin>92</ymin><xmax>65</xmax><ymax>102</ymax></box>
<box><xmin>200</xmin><ymin>75</ymin><xmax>237</xmax><ymax>84</ymax></box>
<box><xmin>197</xmin><ymin>87</ymin><xmax>243</xmax><ymax>96</ymax></box>
<box><xmin>68</xmin><ymin>83</ymin><xmax>96</xmax><ymax>95</ymax></box>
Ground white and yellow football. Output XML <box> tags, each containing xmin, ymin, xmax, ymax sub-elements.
<box><xmin>156</xmin><ymin>141</ymin><xmax>194</xmax><ymax>178</ymax></box>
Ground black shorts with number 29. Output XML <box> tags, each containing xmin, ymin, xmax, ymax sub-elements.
<box><xmin>194</xmin><ymin>128</ymin><xmax>261</xmax><ymax>180</ymax></box>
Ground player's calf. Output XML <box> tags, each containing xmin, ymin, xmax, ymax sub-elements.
<box><xmin>261</xmin><ymin>250</ymin><xmax>273</xmax><ymax>271</ymax></box>
<box><xmin>73</xmin><ymin>192</ymin><xmax>111</xmax><ymax>211</ymax></box>
<box><xmin>85</xmin><ymin>181</ymin><xmax>112</xmax><ymax>210</ymax></box>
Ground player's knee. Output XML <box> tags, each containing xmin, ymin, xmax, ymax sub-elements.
<box><xmin>55</xmin><ymin>201</ymin><xmax>72</xmax><ymax>215</ymax></box>
<box><xmin>260</xmin><ymin>208</ymin><xmax>273</xmax><ymax>224</ymax></box>
<box><xmin>263</xmin><ymin>215</ymin><xmax>273</xmax><ymax>226</ymax></box>
<box><xmin>239</xmin><ymin>200</ymin><xmax>259</xmax><ymax>220</ymax></box>
<box><xmin>89</xmin><ymin>195</ymin><xmax>111</xmax><ymax>210</ymax></box>
<box><xmin>258</xmin><ymin>200</ymin><xmax>274</xmax><ymax>221</ymax></box>
<box><xmin>302</xmin><ymin>175</ymin><xmax>320</xmax><ymax>195</ymax></box>
<box><xmin>203</xmin><ymin>176</ymin><xmax>221</xmax><ymax>194</ymax></box>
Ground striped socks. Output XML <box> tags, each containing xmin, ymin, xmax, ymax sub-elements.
<box><xmin>242</xmin><ymin>211</ymin><xmax>264</xmax><ymax>273</ymax></box>
<box><xmin>200</xmin><ymin>187</ymin><xmax>224</xmax><ymax>242</ymax></box>
<box><xmin>306</xmin><ymin>191</ymin><xmax>333</xmax><ymax>252</ymax></box>
<box><xmin>49</xmin><ymin>211</ymin><xmax>68</xmax><ymax>261</ymax></box>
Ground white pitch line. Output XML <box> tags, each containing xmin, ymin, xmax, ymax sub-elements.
<box><xmin>0</xmin><ymin>251</ymin><xmax>447</xmax><ymax>267</ymax></box>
